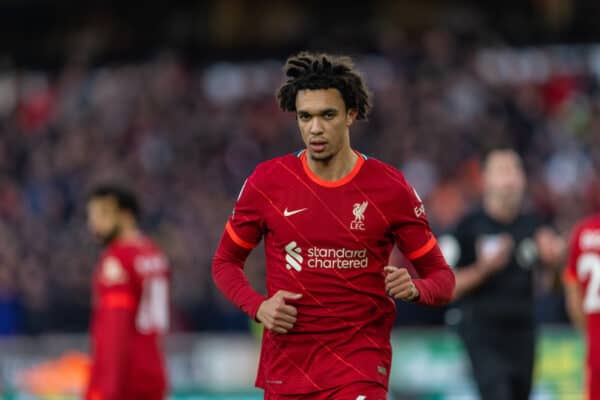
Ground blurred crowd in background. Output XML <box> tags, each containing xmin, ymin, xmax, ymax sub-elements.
<box><xmin>0</xmin><ymin>0</ymin><xmax>599</xmax><ymax>335</ymax></box>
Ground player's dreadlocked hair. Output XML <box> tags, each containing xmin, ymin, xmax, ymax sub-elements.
<box><xmin>276</xmin><ymin>52</ymin><xmax>372</xmax><ymax>120</ymax></box>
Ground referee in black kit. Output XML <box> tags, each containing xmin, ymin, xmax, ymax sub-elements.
<box><xmin>444</xmin><ymin>149</ymin><xmax>563</xmax><ymax>400</ymax></box>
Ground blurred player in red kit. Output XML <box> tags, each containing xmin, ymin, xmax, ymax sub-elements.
<box><xmin>85</xmin><ymin>185</ymin><xmax>170</xmax><ymax>400</ymax></box>
<box><xmin>212</xmin><ymin>52</ymin><xmax>455</xmax><ymax>400</ymax></box>
<box><xmin>564</xmin><ymin>214</ymin><xmax>600</xmax><ymax>400</ymax></box>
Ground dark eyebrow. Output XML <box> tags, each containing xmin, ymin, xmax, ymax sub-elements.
<box><xmin>297</xmin><ymin>108</ymin><xmax>339</xmax><ymax>116</ymax></box>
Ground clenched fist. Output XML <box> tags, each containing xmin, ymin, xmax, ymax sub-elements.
<box><xmin>256</xmin><ymin>290</ymin><xmax>302</xmax><ymax>334</ymax></box>
<box><xmin>383</xmin><ymin>266</ymin><xmax>419</xmax><ymax>301</ymax></box>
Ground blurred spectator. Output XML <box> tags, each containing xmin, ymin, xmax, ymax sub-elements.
<box><xmin>0</xmin><ymin>264</ymin><xmax>21</xmax><ymax>335</ymax></box>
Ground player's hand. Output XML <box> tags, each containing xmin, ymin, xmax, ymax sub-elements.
<box><xmin>256</xmin><ymin>290</ymin><xmax>302</xmax><ymax>334</ymax></box>
<box><xmin>383</xmin><ymin>266</ymin><xmax>419</xmax><ymax>301</ymax></box>
<box><xmin>476</xmin><ymin>234</ymin><xmax>514</xmax><ymax>276</ymax></box>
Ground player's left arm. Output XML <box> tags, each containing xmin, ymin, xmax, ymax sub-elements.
<box><xmin>387</xmin><ymin>174</ymin><xmax>455</xmax><ymax>306</ymax></box>
<box><xmin>563</xmin><ymin>224</ymin><xmax>586</xmax><ymax>330</ymax></box>
<box><xmin>389</xmin><ymin>243</ymin><xmax>456</xmax><ymax>305</ymax></box>
<box><xmin>92</xmin><ymin>257</ymin><xmax>135</xmax><ymax>400</ymax></box>
<box><xmin>385</xmin><ymin>246</ymin><xmax>455</xmax><ymax>305</ymax></box>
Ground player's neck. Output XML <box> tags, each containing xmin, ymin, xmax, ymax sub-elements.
<box><xmin>116</xmin><ymin>226</ymin><xmax>143</xmax><ymax>243</ymax></box>
<box><xmin>306</xmin><ymin>146</ymin><xmax>358</xmax><ymax>182</ymax></box>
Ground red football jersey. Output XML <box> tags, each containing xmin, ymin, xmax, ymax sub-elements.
<box><xmin>86</xmin><ymin>236</ymin><xmax>170</xmax><ymax>400</ymax></box>
<box><xmin>564</xmin><ymin>214</ymin><xmax>600</xmax><ymax>370</ymax></box>
<box><xmin>213</xmin><ymin>150</ymin><xmax>454</xmax><ymax>395</ymax></box>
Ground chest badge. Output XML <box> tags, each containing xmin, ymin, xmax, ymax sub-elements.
<box><xmin>351</xmin><ymin>201</ymin><xmax>368</xmax><ymax>231</ymax></box>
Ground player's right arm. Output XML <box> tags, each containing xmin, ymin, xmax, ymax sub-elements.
<box><xmin>212</xmin><ymin>172</ymin><xmax>301</xmax><ymax>332</ymax></box>
<box><xmin>452</xmin><ymin>234</ymin><xmax>514</xmax><ymax>300</ymax></box>
<box><xmin>563</xmin><ymin>224</ymin><xmax>586</xmax><ymax>330</ymax></box>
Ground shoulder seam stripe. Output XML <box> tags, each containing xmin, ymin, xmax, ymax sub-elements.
<box><xmin>225</xmin><ymin>221</ymin><xmax>256</xmax><ymax>249</ymax></box>
<box><xmin>406</xmin><ymin>236</ymin><xmax>437</xmax><ymax>260</ymax></box>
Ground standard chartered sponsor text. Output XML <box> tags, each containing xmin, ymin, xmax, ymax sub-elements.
<box><xmin>307</xmin><ymin>247</ymin><xmax>368</xmax><ymax>269</ymax></box>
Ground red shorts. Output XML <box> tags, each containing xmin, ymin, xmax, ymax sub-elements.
<box><xmin>264</xmin><ymin>381</ymin><xmax>387</xmax><ymax>400</ymax></box>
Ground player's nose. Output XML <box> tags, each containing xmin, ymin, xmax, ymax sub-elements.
<box><xmin>309</xmin><ymin>117</ymin><xmax>324</xmax><ymax>135</ymax></box>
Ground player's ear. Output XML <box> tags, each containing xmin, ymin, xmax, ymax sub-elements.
<box><xmin>346</xmin><ymin>108</ymin><xmax>358</xmax><ymax>127</ymax></box>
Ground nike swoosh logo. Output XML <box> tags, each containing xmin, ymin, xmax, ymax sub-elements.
<box><xmin>283</xmin><ymin>208</ymin><xmax>308</xmax><ymax>217</ymax></box>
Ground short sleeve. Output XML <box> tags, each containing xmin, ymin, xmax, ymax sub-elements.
<box><xmin>225</xmin><ymin>171</ymin><xmax>266</xmax><ymax>250</ymax></box>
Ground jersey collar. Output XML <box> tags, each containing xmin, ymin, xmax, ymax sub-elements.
<box><xmin>299</xmin><ymin>149</ymin><xmax>365</xmax><ymax>188</ymax></box>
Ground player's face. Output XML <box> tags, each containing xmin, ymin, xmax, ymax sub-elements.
<box><xmin>87</xmin><ymin>197</ymin><xmax>121</xmax><ymax>245</ymax></box>
<box><xmin>296</xmin><ymin>89</ymin><xmax>357</xmax><ymax>162</ymax></box>
<box><xmin>483</xmin><ymin>150</ymin><xmax>526</xmax><ymax>209</ymax></box>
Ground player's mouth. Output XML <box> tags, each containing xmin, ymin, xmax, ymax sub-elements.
<box><xmin>309</xmin><ymin>139</ymin><xmax>327</xmax><ymax>153</ymax></box>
